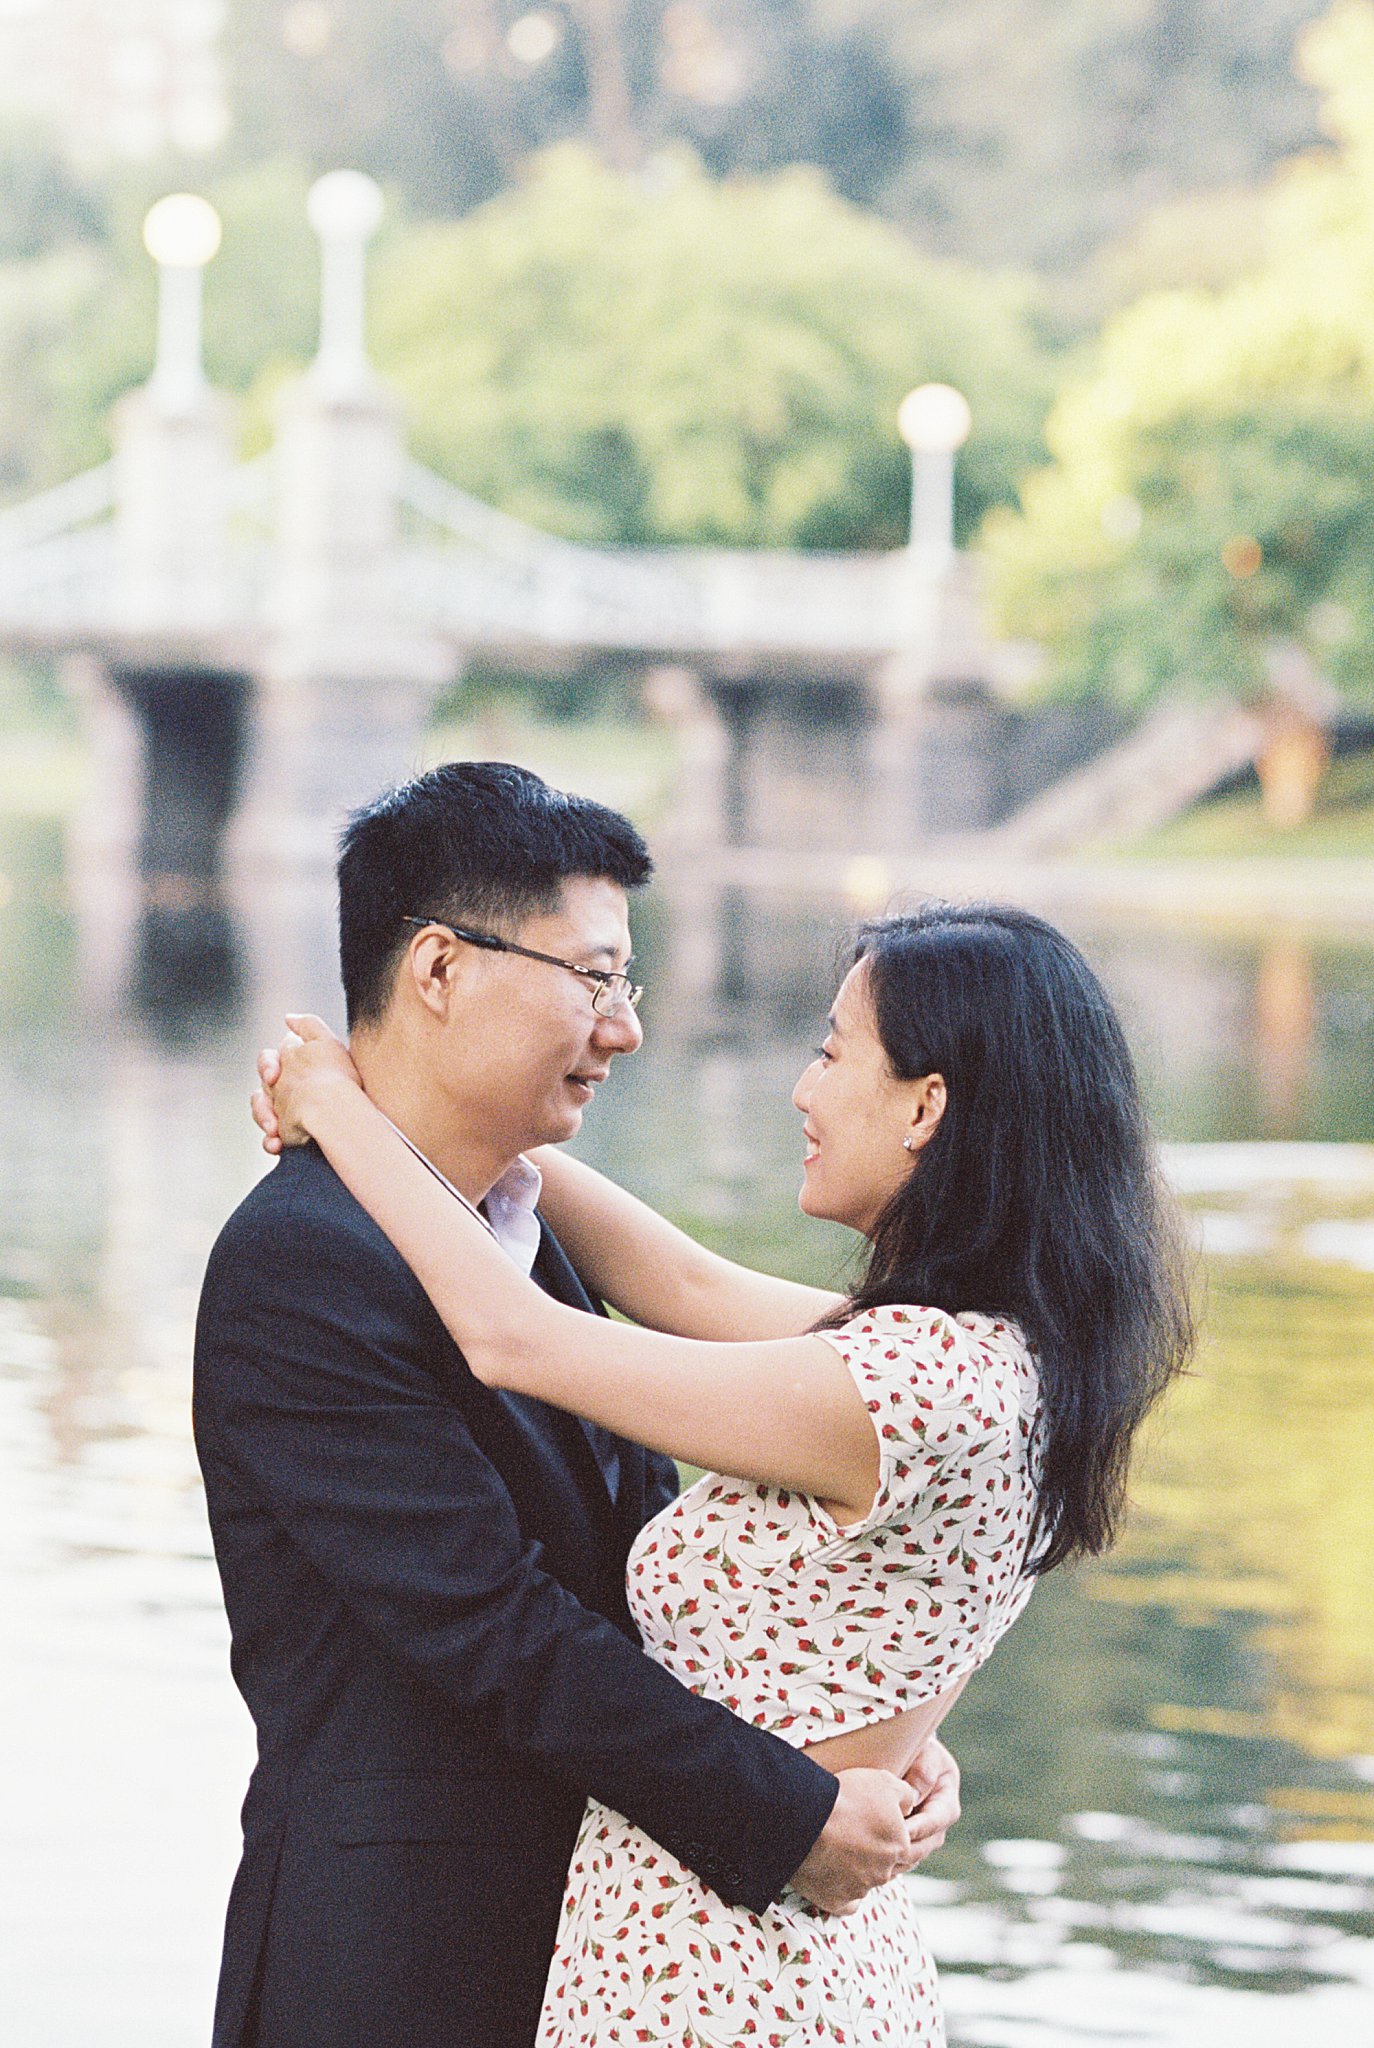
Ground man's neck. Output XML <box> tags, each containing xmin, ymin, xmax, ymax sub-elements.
<box><xmin>349</xmin><ymin>1026</ymin><xmax>515</xmax><ymax>1208</ymax></box>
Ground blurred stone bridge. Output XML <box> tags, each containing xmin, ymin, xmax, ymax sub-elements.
<box><xmin>0</xmin><ymin>431</ymin><xmax>998</xmax><ymax>855</ymax></box>
<box><xmin>0</xmin><ymin>176</ymin><xmax>1081</xmax><ymax>999</ymax></box>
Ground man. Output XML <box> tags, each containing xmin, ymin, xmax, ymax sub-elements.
<box><xmin>195</xmin><ymin>760</ymin><xmax>957</xmax><ymax>2048</ymax></box>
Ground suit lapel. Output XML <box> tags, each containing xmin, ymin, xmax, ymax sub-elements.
<box><xmin>530</xmin><ymin>1220</ymin><xmax>624</xmax><ymax>1508</ymax></box>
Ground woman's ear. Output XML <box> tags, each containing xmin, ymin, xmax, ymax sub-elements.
<box><xmin>904</xmin><ymin>1073</ymin><xmax>947</xmax><ymax>1154</ymax></box>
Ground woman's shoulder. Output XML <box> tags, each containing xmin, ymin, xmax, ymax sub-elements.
<box><xmin>831</xmin><ymin>1299</ymin><xmax>1031</xmax><ymax>1357</ymax></box>
<box><xmin>823</xmin><ymin>1301</ymin><xmax>1038</xmax><ymax>1415</ymax></box>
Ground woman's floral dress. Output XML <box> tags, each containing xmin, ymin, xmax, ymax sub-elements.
<box><xmin>537</xmin><ymin>1305</ymin><xmax>1042</xmax><ymax>2048</ymax></box>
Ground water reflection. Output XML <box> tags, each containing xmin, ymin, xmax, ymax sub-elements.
<box><xmin>1252</xmin><ymin>937</ymin><xmax>1318</xmax><ymax>1137</ymax></box>
<box><xmin>132</xmin><ymin>898</ymin><xmax>243</xmax><ymax>1027</ymax></box>
<box><xmin>3</xmin><ymin>815</ymin><xmax>1373</xmax><ymax>2045</ymax></box>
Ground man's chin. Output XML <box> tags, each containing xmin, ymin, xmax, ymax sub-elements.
<box><xmin>524</xmin><ymin>1083</ymin><xmax>597</xmax><ymax>1152</ymax></box>
<box><xmin>543</xmin><ymin>1100</ymin><xmax>585</xmax><ymax>1144</ymax></box>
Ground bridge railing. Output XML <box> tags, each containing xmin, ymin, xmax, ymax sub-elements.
<box><xmin>0</xmin><ymin>448</ymin><xmax>974</xmax><ymax>667</ymax></box>
<box><xmin>400</xmin><ymin>460</ymin><xmax>707</xmax><ymax>644</ymax></box>
<box><xmin>397</xmin><ymin>458</ymin><xmax>936</xmax><ymax>657</ymax></box>
<box><xmin>226</xmin><ymin>454</ymin><xmax>274</xmax><ymax>529</ymax></box>
<box><xmin>0</xmin><ymin>464</ymin><xmax>117</xmax><ymax>557</ymax></box>
<box><xmin>0</xmin><ymin>455</ymin><xmax>280</xmax><ymax>643</ymax></box>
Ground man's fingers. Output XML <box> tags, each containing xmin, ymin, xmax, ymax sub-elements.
<box><xmin>257</xmin><ymin>1047</ymin><xmax>281</xmax><ymax>1086</ymax></box>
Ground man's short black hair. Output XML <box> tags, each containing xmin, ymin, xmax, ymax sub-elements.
<box><xmin>338</xmin><ymin>760</ymin><xmax>654</xmax><ymax>1029</ymax></box>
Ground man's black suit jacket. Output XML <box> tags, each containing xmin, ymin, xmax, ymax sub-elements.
<box><xmin>193</xmin><ymin>1144</ymin><xmax>837</xmax><ymax>2048</ymax></box>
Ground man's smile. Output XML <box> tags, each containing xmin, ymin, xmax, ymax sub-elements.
<box><xmin>567</xmin><ymin>1068</ymin><xmax>610</xmax><ymax>1103</ymax></box>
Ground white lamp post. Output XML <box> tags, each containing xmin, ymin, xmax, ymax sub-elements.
<box><xmin>306</xmin><ymin>170</ymin><xmax>385</xmax><ymax>397</ymax></box>
<box><xmin>142</xmin><ymin>193</ymin><xmax>223</xmax><ymax>415</ymax></box>
<box><xmin>897</xmin><ymin>382</ymin><xmax>972</xmax><ymax>564</ymax></box>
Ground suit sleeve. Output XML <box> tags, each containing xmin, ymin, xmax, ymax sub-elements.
<box><xmin>641</xmin><ymin>1445</ymin><xmax>682</xmax><ymax>1525</ymax></box>
<box><xmin>196</xmin><ymin>1195</ymin><xmax>836</xmax><ymax>1913</ymax></box>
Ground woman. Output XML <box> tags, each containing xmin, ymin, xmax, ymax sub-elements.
<box><xmin>253</xmin><ymin>901</ymin><xmax>1193</xmax><ymax>2047</ymax></box>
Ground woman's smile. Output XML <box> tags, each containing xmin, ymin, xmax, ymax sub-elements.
<box><xmin>791</xmin><ymin>961</ymin><xmax>927</xmax><ymax>1233</ymax></box>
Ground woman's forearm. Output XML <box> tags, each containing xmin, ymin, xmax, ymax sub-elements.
<box><xmin>303</xmin><ymin>1081</ymin><xmax>562</xmax><ymax>1375</ymax></box>
<box><xmin>530</xmin><ymin>1146</ymin><xmax>843</xmax><ymax>1340</ymax></box>
<box><xmin>292</xmin><ymin>1084</ymin><xmax>879</xmax><ymax>1515</ymax></box>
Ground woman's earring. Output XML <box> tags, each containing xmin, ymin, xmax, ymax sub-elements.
<box><xmin>902</xmin><ymin>1135</ymin><xmax>915</xmax><ymax>1152</ymax></box>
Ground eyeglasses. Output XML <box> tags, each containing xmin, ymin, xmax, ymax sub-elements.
<box><xmin>402</xmin><ymin>917</ymin><xmax>644</xmax><ymax>1019</ymax></box>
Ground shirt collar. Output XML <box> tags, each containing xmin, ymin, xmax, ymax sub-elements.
<box><xmin>482</xmin><ymin>1154</ymin><xmax>544</xmax><ymax>1279</ymax></box>
<box><xmin>380</xmin><ymin>1117</ymin><xmax>544</xmax><ymax>1280</ymax></box>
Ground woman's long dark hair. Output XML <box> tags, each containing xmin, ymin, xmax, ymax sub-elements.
<box><xmin>822</xmin><ymin>901</ymin><xmax>1194</xmax><ymax>1575</ymax></box>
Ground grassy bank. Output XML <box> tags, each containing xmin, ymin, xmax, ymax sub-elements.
<box><xmin>8</xmin><ymin>707</ymin><xmax>1374</xmax><ymax>888</ymax></box>
<box><xmin>1102</xmin><ymin>751</ymin><xmax>1374</xmax><ymax>862</ymax></box>
<box><xmin>0</xmin><ymin>710</ymin><xmax>678</xmax><ymax>826</ymax></box>
<box><xmin>0</xmin><ymin>734</ymin><xmax>84</xmax><ymax>818</ymax></box>
<box><xmin>422</xmin><ymin>711</ymin><xmax>676</xmax><ymax>824</ymax></box>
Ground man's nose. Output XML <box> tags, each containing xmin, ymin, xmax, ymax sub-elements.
<box><xmin>595</xmin><ymin>1002</ymin><xmax>644</xmax><ymax>1055</ymax></box>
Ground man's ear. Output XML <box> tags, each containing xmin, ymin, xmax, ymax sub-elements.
<box><xmin>404</xmin><ymin>928</ymin><xmax>465</xmax><ymax>1019</ymax></box>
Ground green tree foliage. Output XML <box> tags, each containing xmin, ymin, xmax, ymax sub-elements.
<box><xmin>0</xmin><ymin>139</ymin><xmax>1051</xmax><ymax>547</ymax></box>
<box><xmin>984</xmin><ymin>0</ymin><xmax>1374</xmax><ymax>708</ymax></box>
<box><xmin>371</xmin><ymin>145</ymin><xmax>1053</xmax><ymax>547</ymax></box>
<box><xmin>0</xmin><ymin>159</ymin><xmax>325</xmax><ymax>494</ymax></box>
<box><xmin>853</xmin><ymin>0</ymin><xmax>1329</xmax><ymax>276</ymax></box>
<box><xmin>221</xmin><ymin>0</ymin><xmax>1334</xmax><ymax>282</ymax></box>
<box><xmin>223</xmin><ymin>0</ymin><xmax>916</xmax><ymax>218</ymax></box>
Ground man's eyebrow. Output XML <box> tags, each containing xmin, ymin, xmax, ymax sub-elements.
<box><xmin>826</xmin><ymin>1012</ymin><xmax>840</xmax><ymax>1035</ymax></box>
<box><xmin>580</xmin><ymin>942</ymin><xmax>633</xmax><ymax>966</ymax></box>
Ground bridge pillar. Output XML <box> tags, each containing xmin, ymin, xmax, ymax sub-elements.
<box><xmin>111</xmin><ymin>384</ymin><xmax>237</xmax><ymax>634</ymax></box>
<box><xmin>233</xmin><ymin>373</ymin><xmax>458</xmax><ymax>876</ymax></box>
<box><xmin>113</xmin><ymin>662</ymin><xmax>250</xmax><ymax>1008</ymax></box>
<box><xmin>66</xmin><ymin>655</ymin><xmax>250</xmax><ymax>1015</ymax></box>
<box><xmin>642</xmin><ymin>665</ymin><xmax>728</xmax><ymax>853</ymax></box>
<box><xmin>868</xmin><ymin>654</ymin><xmax>930</xmax><ymax>855</ymax></box>
<box><xmin>640</xmin><ymin>666</ymin><xmax>734</xmax><ymax>1020</ymax></box>
<box><xmin>76</xmin><ymin>345</ymin><xmax>246</xmax><ymax>1010</ymax></box>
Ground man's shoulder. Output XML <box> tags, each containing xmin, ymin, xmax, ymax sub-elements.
<box><xmin>205</xmin><ymin>1144</ymin><xmax>410</xmax><ymax>1296</ymax></box>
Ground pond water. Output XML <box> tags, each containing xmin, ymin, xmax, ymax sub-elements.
<box><xmin>2</xmin><ymin>811</ymin><xmax>1372</xmax><ymax>2047</ymax></box>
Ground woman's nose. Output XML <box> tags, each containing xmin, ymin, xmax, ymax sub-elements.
<box><xmin>792</xmin><ymin>1061</ymin><xmax>817</xmax><ymax>1112</ymax></box>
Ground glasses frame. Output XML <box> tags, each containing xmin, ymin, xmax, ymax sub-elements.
<box><xmin>402</xmin><ymin>917</ymin><xmax>643</xmax><ymax>1018</ymax></box>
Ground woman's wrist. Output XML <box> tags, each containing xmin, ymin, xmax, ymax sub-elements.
<box><xmin>290</xmin><ymin>1064</ymin><xmax>366</xmax><ymax>1145</ymax></box>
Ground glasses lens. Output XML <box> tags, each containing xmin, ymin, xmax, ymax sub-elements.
<box><xmin>592</xmin><ymin>976</ymin><xmax>638</xmax><ymax>1017</ymax></box>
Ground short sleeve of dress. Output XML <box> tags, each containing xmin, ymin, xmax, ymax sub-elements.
<box><xmin>813</xmin><ymin>1303</ymin><xmax>1034</xmax><ymax>1540</ymax></box>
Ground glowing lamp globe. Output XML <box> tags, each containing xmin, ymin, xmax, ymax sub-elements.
<box><xmin>307</xmin><ymin>170</ymin><xmax>385</xmax><ymax>241</ymax></box>
<box><xmin>897</xmin><ymin>384</ymin><xmax>972</xmax><ymax>455</ymax></box>
<box><xmin>142</xmin><ymin>194</ymin><xmax>222</xmax><ymax>269</ymax></box>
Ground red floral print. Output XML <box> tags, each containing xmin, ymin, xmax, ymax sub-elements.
<box><xmin>537</xmin><ymin>1307</ymin><xmax>1042</xmax><ymax>2047</ymax></box>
